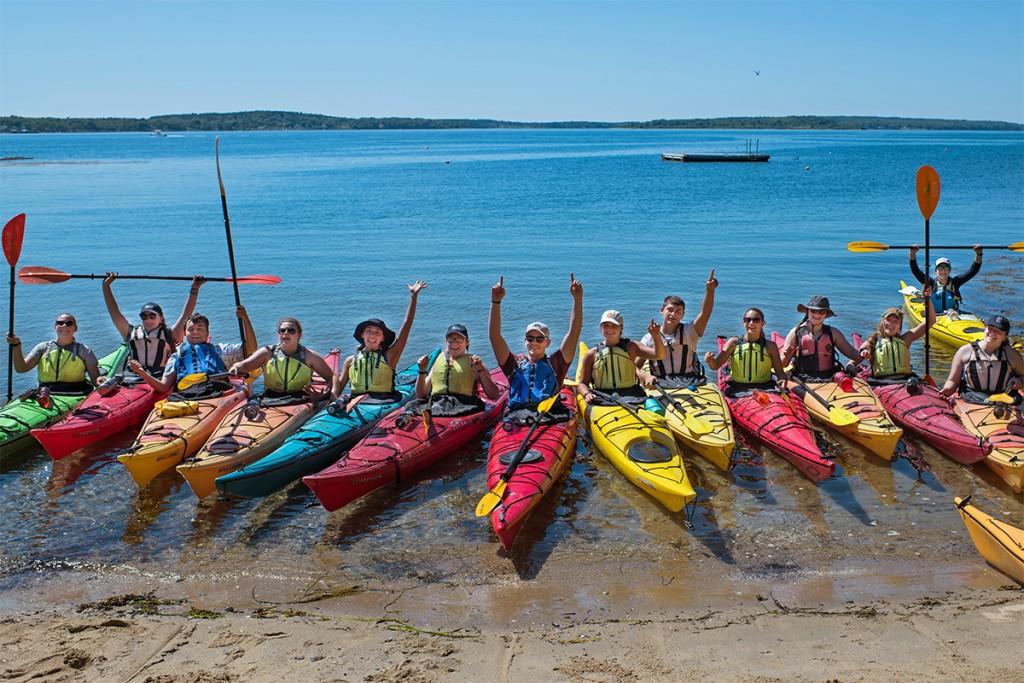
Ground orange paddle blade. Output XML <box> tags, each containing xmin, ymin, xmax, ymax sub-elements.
<box><xmin>18</xmin><ymin>265</ymin><xmax>68</xmax><ymax>284</ymax></box>
<box><xmin>234</xmin><ymin>274</ymin><xmax>281</xmax><ymax>285</ymax></box>
<box><xmin>916</xmin><ymin>165</ymin><xmax>940</xmax><ymax>220</ymax></box>
<box><xmin>2</xmin><ymin>214</ymin><xmax>26</xmax><ymax>267</ymax></box>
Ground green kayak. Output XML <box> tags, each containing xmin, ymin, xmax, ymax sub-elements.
<box><xmin>0</xmin><ymin>345</ymin><xmax>129</xmax><ymax>457</ymax></box>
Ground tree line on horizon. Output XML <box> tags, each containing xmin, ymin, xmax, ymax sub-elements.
<box><xmin>1</xmin><ymin>111</ymin><xmax>1021</xmax><ymax>133</ymax></box>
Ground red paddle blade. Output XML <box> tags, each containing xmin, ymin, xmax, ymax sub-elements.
<box><xmin>235</xmin><ymin>274</ymin><xmax>281</xmax><ymax>285</ymax></box>
<box><xmin>915</xmin><ymin>165</ymin><xmax>940</xmax><ymax>220</ymax></box>
<box><xmin>2</xmin><ymin>213</ymin><xmax>26</xmax><ymax>267</ymax></box>
<box><xmin>17</xmin><ymin>265</ymin><xmax>70</xmax><ymax>284</ymax></box>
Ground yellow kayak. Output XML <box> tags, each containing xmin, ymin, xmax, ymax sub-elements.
<box><xmin>647</xmin><ymin>382</ymin><xmax>735</xmax><ymax>471</ymax></box>
<box><xmin>576</xmin><ymin>343</ymin><xmax>696</xmax><ymax>513</ymax></box>
<box><xmin>954</xmin><ymin>496</ymin><xmax>1024</xmax><ymax>585</ymax></box>
<box><xmin>953</xmin><ymin>397</ymin><xmax>1024</xmax><ymax>493</ymax></box>
<box><xmin>786</xmin><ymin>376</ymin><xmax>902</xmax><ymax>459</ymax></box>
<box><xmin>900</xmin><ymin>279</ymin><xmax>987</xmax><ymax>349</ymax></box>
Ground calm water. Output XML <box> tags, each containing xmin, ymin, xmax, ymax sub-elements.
<box><xmin>0</xmin><ymin>129</ymin><xmax>1022</xmax><ymax>608</ymax></box>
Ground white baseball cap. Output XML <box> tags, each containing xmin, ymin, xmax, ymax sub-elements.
<box><xmin>599</xmin><ymin>310</ymin><xmax>623</xmax><ymax>327</ymax></box>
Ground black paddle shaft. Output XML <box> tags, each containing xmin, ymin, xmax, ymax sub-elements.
<box><xmin>215</xmin><ymin>139</ymin><xmax>246</xmax><ymax>347</ymax></box>
<box><xmin>6</xmin><ymin>264</ymin><xmax>14</xmax><ymax>402</ymax></box>
<box><xmin>498</xmin><ymin>416</ymin><xmax>544</xmax><ymax>483</ymax></box>
<box><xmin>924</xmin><ymin>217</ymin><xmax>931</xmax><ymax>378</ymax></box>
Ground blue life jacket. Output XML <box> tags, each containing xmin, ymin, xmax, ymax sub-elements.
<box><xmin>508</xmin><ymin>355</ymin><xmax>559</xmax><ymax>410</ymax></box>
<box><xmin>174</xmin><ymin>342</ymin><xmax>226</xmax><ymax>378</ymax></box>
<box><xmin>930</xmin><ymin>284</ymin><xmax>961</xmax><ymax>313</ymax></box>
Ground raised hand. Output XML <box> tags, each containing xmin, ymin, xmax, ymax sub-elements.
<box><xmin>569</xmin><ymin>272</ymin><xmax>582</xmax><ymax>300</ymax></box>
<box><xmin>471</xmin><ymin>354</ymin><xmax>487</xmax><ymax>374</ymax></box>
<box><xmin>647</xmin><ymin>318</ymin><xmax>660</xmax><ymax>337</ymax></box>
<box><xmin>706</xmin><ymin>268</ymin><xmax>718</xmax><ymax>290</ymax></box>
<box><xmin>909</xmin><ymin>244</ymin><xmax>920</xmax><ymax>258</ymax></box>
<box><xmin>103</xmin><ymin>272</ymin><xmax>117</xmax><ymax>287</ymax></box>
<box><xmin>417</xmin><ymin>354</ymin><xmax>431</xmax><ymax>372</ymax></box>
<box><xmin>973</xmin><ymin>244</ymin><xmax>983</xmax><ymax>258</ymax></box>
<box><xmin>408</xmin><ymin>280</ymin><xmax>428</xmax><ymax>298</ymax></box>
<box><xmin>491</xmin><ymin>275</ymin><xmax>505</xmax><ymax>303</ymax></box>
<box><xmin>191</xmin><ymin>275</ymin><xmax>206</xmax><ymax>291</ymax></box>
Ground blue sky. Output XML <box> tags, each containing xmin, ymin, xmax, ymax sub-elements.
<box><xmin>1</xmin><ymin>0</ymin><xmax>1022</xmax><ymax>122</ymax></box>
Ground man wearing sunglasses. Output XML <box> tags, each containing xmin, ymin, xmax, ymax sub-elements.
<box><xmin>8</xmin><ymin>314</ymin><xmax>101</xmax><ymax>393</ymax></box>
<box><xmin>489</xmin><ymin>273</ymin><xmax>583</xmax><ymax>417</ymax></box>
<box><xmin>102</xmin><ymin>273</ymin><xmax>206</xmax><ymax>375</ymax></box>
<box><xmin>909</xmin><ymin>244</ymin><xmax>982</xmax><ymax>315</ymax></box>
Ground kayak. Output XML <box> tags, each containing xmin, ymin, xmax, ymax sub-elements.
<box><xmin>716</xmin><ymin>336</ymin><xmax>834</xmax><ymax>482</ymax></box>
<box><xmin>953</xmin><ymin>397</ymin><xmax>1024</xmax><ymax>493</ymax></box>
<box><xmin>215</xmin><ymin>363</ymin><xmax>419</xmax><ymax>499</ymax></box>
<box><xmin>117</xmin><ymin>380</ymin><xmax>249</xmax><ymax>487</ymax></box>
<box><xmin>486</xmin><ymin>387</ymin><xmax>577</xmax><ymax>550</ymax></box>
<box><xmin>647</xmin><ymin>381</ymin><xmax>735</xmax><ymax>471</ymax></box>
<box><xmin>851</xmin><ymin>333</ymin><xmax>989</xmax><ymax>465</ymax></box>
<box><xmin>954</xmin><ymin>496</ymin><xmax>1024</xmax><ymax>585</ymax></box>
<box><xmin>772</xmin><ymin>332</ymin><xmax>903</xmax><ymax>460</ymax></box>
<box><xmin>304</xmin><ymin>368</ymin><xmax>509</xmax><ymax>512</ymax></box>
<box><xmin>0</xmin><ymin>346</ymin><xmax>129</xmax><ymax>458</ymax></box>
<box><xmin>33</xmin><ymin>375</ymin><xmax>166</xmax><ymax>461</ymax></box>
<box><xmin>575</xmin><ymin>343</ymin><xmax>696</xmax><ymax>513</ymax></box>
<box><xmin>177</xmin><ymin>350</ymin><xmax>340</xmax><ymax>499</ymax></box>
<box><xmin>900</xmin><ymin>279</ymin><xmax>987</xmax><ymax>349</ymax></box>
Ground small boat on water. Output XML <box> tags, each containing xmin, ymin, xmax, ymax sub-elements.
<box><xmin>151</xmin><ymin>129</ymin><xmax>167</xmax><ymax>137</ymax></box>
<box><xmin>662</xmin><ymin>138</ymin><xmax>768</xmax><ymax>162</ymax></box>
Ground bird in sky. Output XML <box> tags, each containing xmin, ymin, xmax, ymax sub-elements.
<box><xmin>754</xmin><ymin>70</ymin><xmax>760</xmax><ymax>76</ymax></box>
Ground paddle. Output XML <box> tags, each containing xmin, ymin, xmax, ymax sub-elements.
<box><xmin>916</xmin><ymin>165</ymin><xmax>940</xmax><ymax>380</ymax></box>
<box><xmin>18</xmin><ymin>266</ymin><xmax>280</xmax><ymax>286</ymax></box>
<box><xmin>177</xmin><ymin>371</ymin><xmax>245</xmax><ymax>391</ymax></box>
<box><xmin>789</xmin><ymin>375</ymin><xmax>860</xmax><ymax>427</ymax></box>
<box><xmin>650</xmin><ymin>381</ymin><xmax>713</xmax><ymax>435</ymax></box>
<box><xmin>215</xmin><ymin>138</ymin><xmax>247</xmax><ymax>348</ymax></box>
<box><xmin>3</xmin><ymin>213</ymin><xmax>25</xmax><ymax>403</ymax></box>
<box><xmin>848</xmin><ymin>241</ymin><xmax>1024</xmax><ymax>253</ymax></box>
<box><xmin>474</xmin><ymin>392</ymin><xmax>560</xmax><ymax>517</ymax></box>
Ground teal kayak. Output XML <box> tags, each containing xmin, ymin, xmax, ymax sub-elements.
<box><xmin>0</xmin><ymin>345</ymin><xmax>129</xmax><ymax>457</ymax></box>
<box><xmin>214</xmin><ymin>363</ymin><xmax>418</xmax><ymax>498</ymax></box>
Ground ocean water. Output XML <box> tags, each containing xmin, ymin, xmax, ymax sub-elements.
<box><xmin>0</xmin><ymin>129</ymin><xmax>1021</xmax><ymax>610</ymax></box>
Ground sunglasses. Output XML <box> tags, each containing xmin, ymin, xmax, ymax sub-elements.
<box><xmin>140</xmin><ymin>313</ymin><xmax>159</xmax><ymax>320</ymax></box>
<box><xmin>525</xmin><ymin>335</ymin><xmax>546</xmax><ymax>343</ymax></box>
<box><xmin>278</xmin><ymin>327</ymin><xmax>298</xmax><ymax>335</ymax></box>
<box><xmin>55</xmin><ymin>320</ymin><xmax>76</xmax><ymax>327</ymax></box>
<box><xmin>743</xmin><ymin>317</ymin><xmax>763</xmax><ymax>323</ymax></box>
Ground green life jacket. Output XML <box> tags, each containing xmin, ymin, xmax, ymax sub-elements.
<box><xmin>263</xmin><ymin>345</ymin><xmax>314</xmax><ymax>394</ymax></box>
<box><xmin>349</xmin><ymin>349</ymin><xmax>394</xmax><ymax>395</ymax></box>
<box><xmin>429</xmin><ymin>353</ymin><xmax>476</xmax><ymax>397</ymax></box>
<box><xmin>871</xmin><ymin>336</ymin><xmax>912</xmax><ymax>378</ymax></box>
<box><xmin>592</xmin><ymin>339</ymin><xmax>637</xmax><ymax>391</ymax></box>
<box><xmin>731</xmin><ymin>337</ymin><xmax>773</xmax><ymax>384</ymax></box>
<box><xmin>37</xmin><ymin>341</ymin><xmax>88</xmax><ymax>385</ymax></box>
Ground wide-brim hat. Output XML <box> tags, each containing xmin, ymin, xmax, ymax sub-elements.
<box><xmin>354</xmin><ymin>318</ymin><xmax>396</xmax><ymax>349</ymax></box>
<box><xmin>797</xmin><ymin>295</ymin><xmax>836</xmax><ymax>318</ymax></box>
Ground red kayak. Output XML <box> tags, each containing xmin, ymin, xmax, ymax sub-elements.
<box><xmin>716</xmin><ymin>337</ymin><xmax>834</xmax><ymax>482</ymax></box>
<box><xmin>304</xmin><ymin>368</ymin><xmax>509</xmax><ymax>512</ymax></box>
<box><xmin>486</xmin><ymin>387</ymin><xmax>578</xmax><ymax>551</ymax></box>
<box><xmin>851</xmin><ymin>333</ymin><xmax>989</xmax><ymax>465</ymax></box>
<box><xmin>32</xmin><ymin>377</ymin><xmax>166</xmax><ymax>461</ymax></box>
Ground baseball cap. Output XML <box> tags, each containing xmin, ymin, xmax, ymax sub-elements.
<box><xmin>525</xmin><ymin>322</ymin><xmax>550</xmax><ymax>338</ymax></box>
<box><xmin>445</xmin><ymin>324</ymin><xmax>469</xmax><ymax>339</ymax></box>
<box><xmin>985</xmin><ymin>315</ymin><xmax>1011</xmax><ymax>333</ymax></box>
<box><xmin>140</xmin><ymin>303</ymin><xmax>163</xmax><ymax>316</ymax></box>
<box><xmin>935</xmin><ymin>257</ymin><xmax>952</xmax><ymax>268</ymax></box>
<box><xmin>600</xmin><ymin>310</ymin><xmax>624</xmax><ymax>327</ymax></box>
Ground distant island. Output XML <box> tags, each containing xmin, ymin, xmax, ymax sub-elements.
<box><xmin>1</xmin><ymin>111</ymin><xmax>1021</xmax><ymax>133</ymax></box>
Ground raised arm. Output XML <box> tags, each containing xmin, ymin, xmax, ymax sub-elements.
<box><xmin>102</xmin><ymin>273</ymin><xmax>133</xmax><ymax>339</ymax></box>
<box><xmin>692</xmin><ymin>269</ymin><xmax>718</xmax><ymax>337</ymax></box>
<box><xmin>171</xmin><ymin>276</ymin><xmax>205</xmax><ymax>343</ymax></box>
<box><xmin>387</xmin><ymin>280</ymin><xmax>426</xmax><ymax>368</ymax></box>
<box><xmin>488</xmin><ymin>276</ymin><xmax>512</xmax><ymax>368</ymax></box>
<box><xmin>956</xmin><ymin>246</ymin><xmax>982</xmax><ymax>285</ymax></box>
<box><xmin>558</xmin><ymin>273</ymin><xmax>584</xmax><ymax>363</ymax></box>
<box><xmin>904</xmin><ymin>286</ymin><xmax>935</xmax><ymax>345</ymax></box>
<box><xmin>908</xmin><ymin>245</ymin><xmax>927</xmax><ymax>286</ymax></box>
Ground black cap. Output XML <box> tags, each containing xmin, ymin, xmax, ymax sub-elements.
<box><xmin>353</xmin><ymin>318</ymin><xmax>396</xmax><ymax>349</ymax></box>
<box><xmin>140</xmin><ymin>303</ymin><xmax>163</xmax><ymax>316</ymax></box>
<box><xmin>445</xmin><ymin>324</ymin><xmax>469</xmax><ymax>339</ymax></box>
<box><xmin>986</xmin><ymin>315</ymin><xmax>1011</xmax><ymax>333</ymax></box>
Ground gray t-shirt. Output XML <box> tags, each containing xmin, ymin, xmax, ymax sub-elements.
<box><xmin>161</xmin><ymin>343</ymin><xmax>245</xmax><ymax>380</ymax></box>
<box><xmin>25</xmin><ymin>340</ymin><xmax>98</xmax><ymax>369</ymax></box>
<box><xmin>641</xmin><ymin>322</ymin><xmax>700</xmax><ymax>375</ymax></box>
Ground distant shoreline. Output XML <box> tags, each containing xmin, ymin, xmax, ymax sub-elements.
<box><xmin>2</xmin><ymin>110</ymin><xmax>1022</xmax><ymax>133</ymax></box>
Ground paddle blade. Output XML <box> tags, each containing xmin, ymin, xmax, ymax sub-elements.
<box><xmin>474</xmin><ymin>480</ymin><xmax>507</xmax><ymax>517</ymax></box>
<box><xmin>235</xmin><ymin>274</ymin><xmax>281</xmax><ymax>285</ymax></box>
<box><xmin>682</xmin><ymin>411</ymin><xmax>714</xmax><ymax>436</ymax></box>
<box><xmin>177</xmin><ymin>372</ymin><xmax>209</xmax><ymax>390</ymax></box>
<box><xmin>847</xmin><ymin>240</ymin><xmax>888</xmax><ymax>253</ymax></box>
<box><xmin>1009</xmin><ymin>241</ymin><xmax>1024</xmax><ymax>253</ymax></box>
<box><xmin>18</xmin><ymin>265</ymin><xmax>70</xmax><ymax>284</ymax></box>
<box><xmin>828</xmin><ymin>405</ymin><xmax>861</xmax><ymax>426</ymax></box>
<box><xmin>2</xmin><ymin>214</ymin><xmax>26</xmax><ymax>267</ymax></box>
<box><xmin>987</xmin><ymin>393</ymin><xmax>1015</xmax><ymax>404</ymax></box>
<box><xmin>916</xmin><ymin>165</ymin><xmax>940</xmax><ymax>220</ymax></box>
<box><xmin>537</xmin><ymin>392</ymin><xmax>559</xmax><ymax>414</ymax></box>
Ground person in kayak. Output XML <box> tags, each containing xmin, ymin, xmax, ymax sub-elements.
<box><xmin>909</xmin><ymin>245</ymin><xmax>982</xmax><ymax>315</ymax></box>
<box><xmin>7</xmin><ymin>313</ymin><xmax>102</xmax><ymax>394</ymax></box>
<box><xmin>226</xmin><ymin>317</ymin><xmax>336</xmax><ymax>401</ymax></box>
<box><xmin>335</xmin><ymin>280</ymin><xmax>427</xmax><ymax>400</ymax></box>
<box><xmin>488</xmin><ymin>273</ymin><xmax>583</xmax><ymax>420</ymax></box>
<box><xmin>640</xmin><ymin>269</ymin><xmax>718</xmax><ymax>387</ymax></box>
<box><xmin>414</xmin><ymin>324</ymin><xmax>500</xmax><ymax>417</ymax></box>
<box><xmin>128</xmin><ymin>306</ymin><xmax>256</xmax><ymax>397</ymax></box>
<box><xmin>939</xmin><ymin>315</ymin><xmax>1024</xmax><ymax>404</ymax></box>
<box><xmin>102</xmin><ymin>272</ymin><xmax>206</xmax><ymax>375</ymax></box>
<box><xmin>857</xmin><ymin>285</ymin><xmax>935</xmax><ymax>385</ymax></box>
<box><xmin>704</xmin><ymin>307</ymin><xmax>788</xmax><ymax>395</ymax></box>
<box><xmin>577</xmin><ymin>310</ymin><xmax>663</xmax><ymax>404</ymax></box>
<box><xmin>780</xmin><ymin>296</ymin><xmax>861</xmax><ymax>380</ymax></box>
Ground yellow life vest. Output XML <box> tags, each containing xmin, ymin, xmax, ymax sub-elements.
<box><xmin>592</xmin><ymin>340</ymin><xmax>637</xmax><ymax>391</ymax></box>
<box><xmin>429</xmin><ymin>353</ymin><xmax>476</xmax><ymax>397</ymax></box>
<box><xmin>871</xmin><ymin>336</ymin><xmax>912</xmax><ymax>378</ymax></box>
<box><xmin>731</xmin><ymin>339</ymin><xmax>773</xmax><ymax>384</ymax></box>
<box><xmin>37</xmin><ymin>342</ymin><xmax>88</xmax><ymax>384</ymax></box>
<box><xmin>349</xmin><ymin>349</ymin><xmax>394</xmax><ymax>394</ymax></box>
<box><xmin>263</xmin><ymin>345</ymin><xmax>314</xmax><ymax>393</ymax></box>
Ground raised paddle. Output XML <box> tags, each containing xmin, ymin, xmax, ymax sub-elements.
<box><xmin>848</xmin><ymin>240</ymin><xmax>1024</xmax><ymax>253</ymax></box>
<box><xmin>17</xmin><ymin>266</ymin><xmax>280</xmax><ymax>286</ymax></box>
<box><xmin>651</xmin><ymin>381</ymin><xmax>713</xmax><ymax>435</ymax></box>
<box><xmin>916</xmin><ymin>165</ymin><xmax>940</xmax><ymax>380</ymax></box>
<box><xmin>474</xmin><ymin>392</ymin><xmax>560</xmax><ymax>517</ymax></box>
<box><xmin>215</xmin><ymin>138</ymin><xmax>247</xmax><ymax>348</ymax></box>
<box><xmin>789</xmin><ymin>376</ymin><xmax>860</xmax><ymax>427</ymax></box>
<box><xmin>3</xmin><ymin>213</ymin><xmax>26</xmax><ymax>403</ymax></box>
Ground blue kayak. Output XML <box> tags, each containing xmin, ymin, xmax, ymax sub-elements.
<box><xmin>214</xmin><ymin>364</ymin><xmax>418</xmax><ymax>498</ymax></box>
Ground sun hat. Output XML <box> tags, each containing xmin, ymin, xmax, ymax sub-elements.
<box><xmin>353</xmin><ymin>318</ymin><xmax>397</xmax><ymax>349</ymax></box>
<box><xmin>796</xmin><ymin>295</ymin><xmax>836</xmax><ymax>318</ymax></box>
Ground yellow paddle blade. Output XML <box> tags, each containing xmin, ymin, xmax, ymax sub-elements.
<box><xmin>987</xmin><ymin>393</ymin><xmax>1015</xmax><ymax>404</ymax></box>
<box><xmin>537</xmin><ymin>392</ymin><xmax>559</xmax><ymax>414</ymax></box>
<box><xmin>1009</xmin><ymin>241</ymin><xmax>1024</xmax><ymax>253</ymax></box>
<box><xmin>681</xmin><ymin>410</ymin><xmax>714</xmax><ymax>435</ymax></box>
<box><xmin>177</xmin><ymin>372</ymin><xmax>208</xmax><ymax>390</ymax></box>
<box><xmin>828</xmin><ymin>405</ymin><xmax>861</xmax><ymax>426</ymax></box>
<box><xmin>474</xmin><ymin>479</ymin><xmax>507</xmax><ymax>517</ymax></box>
<box><xmin>847</xmin><ymin>240</ymin><xmax>889</xmax><ymax>253</ymax></box>
<box><xmin>575</xmin><ymin>341</ymin><xmax>589</xmax><ymax>384</ymax></box>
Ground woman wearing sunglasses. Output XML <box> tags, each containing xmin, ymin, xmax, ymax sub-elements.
<box><xmin>778</xmin><ymin>296</ymin><xmax>861</xmax><ymax>379</ymax></box>
<box><xmin>228</xmin><ymin>318</ymin><xmax>336</xmax><ymax>398</ymax></box>
<box><xmin>7</xmin><ymin>313</ymin><xmax>102</xmax><ymax>392</ymax></box>
<box><xmin>704</xmin><ymin>308</ymin><xmax>788</xmax><ymax>394</ymax></box>
<box><xmin>102</xmin><ymin>272</ymin><xmax>206</xmax><ymax>375</ymax></box>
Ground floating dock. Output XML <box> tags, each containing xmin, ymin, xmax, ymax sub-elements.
<box><xmin>662</xmin><ymin>153</ymin><xmax>770</xmax><ymax>162</ymax></box>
